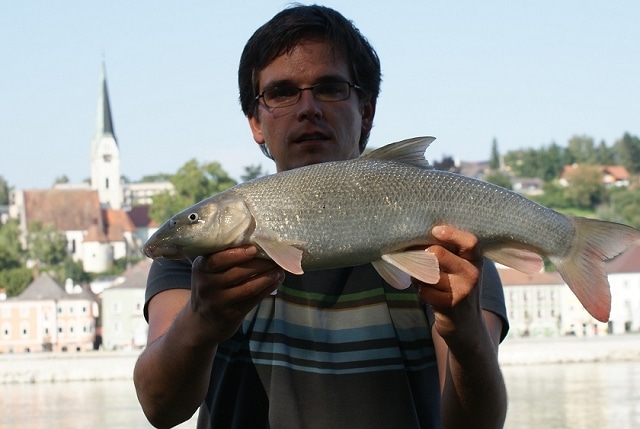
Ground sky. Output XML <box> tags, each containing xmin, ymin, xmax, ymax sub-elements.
<box><xmin>1</xmin><ymin>1</ymin><xmax>639</xmax><ymax>190</ymax></box>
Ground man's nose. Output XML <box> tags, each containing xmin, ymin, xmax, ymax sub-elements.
<box><xmin>295</xmin><ymin>89</ymin><xmax>322</xmax><ymax>119</ymax></box>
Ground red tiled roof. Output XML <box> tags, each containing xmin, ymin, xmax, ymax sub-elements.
<box><xmin>103</xmin><ymin>209</ymin><xmax>137</xmax><ymax>242</ymax></box>
<box><xmin>24</xmin><ymin>189</ymin><xmax>103</xmax><ymax>231</ymax></box>
<box><xmin>602</xmin><ymin>165</ymin><xmax>630</xmax><ymax>181</ymax></box>
<box><xmin>606</xmin><ymin>242</ymin><xmax>640</xmax><ymax>273</ymax></box>
<box><xmin>127</xmin><ymin>205</ymin><xmax>159</xmax><ymax>228</ymax></box>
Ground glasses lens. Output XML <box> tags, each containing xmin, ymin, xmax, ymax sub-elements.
<box><xmin>263</xmin><ymin>87</ymin><xmax>299</xmax><ymax>108</ymax></box>
<box><xmin>314</xmin><ymin>82</ymin><xmax>350</xmax><ymax>102</ymax></box>
<box><xmin>261</xmin><ymin>82</ymin><xmax>353</xmax><ymax>108</ymax></box>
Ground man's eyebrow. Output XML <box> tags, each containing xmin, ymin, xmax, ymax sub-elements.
<box><xmin>261</xmin><ymin>75</ymin><xmax>351</xmax><ymax>90</ymax></box>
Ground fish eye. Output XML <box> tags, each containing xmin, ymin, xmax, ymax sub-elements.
<box><xmin>187</xmin><ymin>213</ymin><xmax>200</xmax><ymax>223</ymax></box>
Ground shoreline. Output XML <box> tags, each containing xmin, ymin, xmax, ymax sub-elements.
<box><xmin>1</xmin><ymin>334</ymin><xmax>639</xmax><ymax>384</ymax></box>
<box><xmin>498</xmin><ymin>333</ymin><xmax>640</xmax><ymax>366</ymax></box>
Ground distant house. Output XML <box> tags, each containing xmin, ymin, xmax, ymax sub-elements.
<box><xmin>511</xmin><ymin>177</ymin><xmax>544</xmax><ymax>195</ymax></box>
<box><xmin>127</xmin><ymin>205</ymin><xmax>160</xmax><ymax>248</ymax></box>
<box><xmin>559</xmin><ymin>164</ymin><xmax>630</xmax><ymax>188</ymax></box>
<box><xmin>0</xmin><ymin>272</ymin><xmax>99</xmax><ymax>353</ymax></box>
<box><xmin>101</xmin><ymin>259</ymin><xmax>150</xmax><ymax>350</ymax></box>
<box><xmin>9</xmin><ymin>189</ymin><xmax>137</xmax><ymax>273</ymax></box>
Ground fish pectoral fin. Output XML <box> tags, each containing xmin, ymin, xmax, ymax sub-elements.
<box><xmin>483</xmin><ymin>247</ymin><xmax>544</xmax><ymax>274</ymax></box>
<box><xmin>374</xmin><ymin>250</ymin><xmax>440</xmax><ymax>289</ymax></box>
<box><xmin>253</xmin><ymin>229</ymin><xmax>305</xmax><ymax>275</ymax></box>
<box><xmin>372</xmin><ymin>260</ymin><xmax>412</xmax><ymax>289</ymax></box>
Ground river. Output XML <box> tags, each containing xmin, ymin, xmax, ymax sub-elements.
<box><xmin>1</xmin><ymin>360</ymin><xmax>639</xmax><ymax>428</ymax></box>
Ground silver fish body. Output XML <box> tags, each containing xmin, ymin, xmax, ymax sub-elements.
<box><xmin>143</xmin><ymin>137</ymin><xmax>640</xmax><ymax>322</ymax></box>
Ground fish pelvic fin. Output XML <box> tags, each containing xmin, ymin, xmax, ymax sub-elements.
<box><xmin>550</xmin><ymin>217</ymin><xmax>640</xmax><ymax>323</ymax></box>
<box><xmin>252</xmin><ymin>227</ymin><xmax>305</xmax><ymax>275</ymax></box>
<box><xmin>373</xmin><ymin>249</ymin><xmax>440</xmax><ymax>289</ymax></box>
<box><xmin>363</xmin><ymin>136</ymin><xmax>436</xmax><ymax>169</ymax></box>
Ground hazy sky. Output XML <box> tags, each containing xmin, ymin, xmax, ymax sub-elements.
<box><xmin>2</xmin><ymin>1</ymin><xmax>638</xmax><ymax>190</ymax></box>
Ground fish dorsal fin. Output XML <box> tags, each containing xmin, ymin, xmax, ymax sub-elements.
<box><xmin>362</xmin><ymin>136</ymin><xmax>435</xmax><ymax>169</ymax></box>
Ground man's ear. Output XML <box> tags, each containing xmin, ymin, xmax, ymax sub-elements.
<box><xmin>248</xmin><ymin>114</ymin><xmax>265</xmax><ymax>144</ymax></box>
<box><xmin>361</xmin><ymin>98</ymin><xmax>376</xmax><ymax>135</ymax></box>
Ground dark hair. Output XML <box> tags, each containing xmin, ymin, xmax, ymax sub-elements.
<box><xmin>238</xmin><ymin>4</ymin><xmax>381</xmax><ymax>156</ymax></box>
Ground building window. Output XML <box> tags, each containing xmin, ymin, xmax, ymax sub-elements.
<box><xmin>20</xmin><ymin>322</ymin><xmax>29</xmax><ymax>338</ymax></box>
<box><xmin>113</xmin><ymin>302</ymin><xmax>122</xmax><ymax>314</ymax></box>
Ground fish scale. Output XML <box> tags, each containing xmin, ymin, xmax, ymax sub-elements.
<box><xmin>234</xmin><ymin>160</ymin><xmax>570</xmax><ymax>266</ymax></box>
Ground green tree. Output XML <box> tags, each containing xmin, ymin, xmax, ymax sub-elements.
<box><xmin>149</xmin><ymin>160</ymin><xmax>237</xmax><ymax>224</ymax></box>
<box><xmin>562</xmin><ymin>164</ymin><xmax>605</xmax><ymax>209</ymax></box>
<box><xmin>614</xmin><ymin>132</ymin><xmax>640</xmax><ymax>174</ymax></box>
<box><xmin>0</xmin><ymin>268</ymin><xmax>33</xmax><ymax>297</ymax></box>
<box><xmin>595</xmin><ymin>140</ymin><xmax>615</xmax><ymax>165</ymax></box>
<box><xmin>54</xmin><ymin>175</ymin><xmax>70</xmax><ymax>185</ymax></box>
<box><xmin>483</xmin><ymin>171</ymin><xmax>512</xmax><ymax>190</ymax></box>
<box><xmin>489</xmin><ymin>138</ymin><xmax>500</xmax><ymax>170</ymax></box>
<box><xmin>0</xmin><ymin>219</ymin><xmax>24</xmax><ymax>270</ymax></box>
<box><xmin>0</xmin><ymin>175</ymin><xmax>9</xmax><ymax>205</ymax></box>
<box><xmin>565</xmin><ymin>135</ymin><xmax>596</xmax><ymax>164</ymax></box>
<box><xmin>601</xmin><ymin>188</ymin><xmax>640</xmax><ymax>230</ymax></box>
<box><xmin>140</xmin><ymin>173</ymin><xmax>173</xmax><ymax>182</ymax></box>
<box><xmin>27</xmin><ymin>221</ymin><xmax>68</xmax><ymax>266</ymax></box>
<box><xmin>532</xmin><ymin>181</ymin><xmax>571</xmax><ymax>210</ymax></box>
<box><xmin>241</xmin><ymin>164</ymin><xmax>267</xmax><ymax>182</ymax></box>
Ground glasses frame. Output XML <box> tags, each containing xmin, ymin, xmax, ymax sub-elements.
<box><xmin>255</xmin><ymin>81</ymin><xmax>361</xmax><ymax>109</ymax></box>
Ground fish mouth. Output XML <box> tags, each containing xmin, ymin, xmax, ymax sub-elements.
<box><xmin>142</xmin><ymin>243</ymin><xmax>187</xmax><ymax>260</ymax></box>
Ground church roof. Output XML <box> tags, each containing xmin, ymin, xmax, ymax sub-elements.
<box><xmin>94</xmin><ymin>62</ymin><xmax>116</xmax><ymax>143</ymax></box>
<box><xmin>24</xmin><ymin>189</ymin><xmax>103</xmax><ymax>231</ymax></box>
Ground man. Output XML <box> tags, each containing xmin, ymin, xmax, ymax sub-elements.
<box><xmin>134</xmin><ymin>5</ymin><xmax>508</xmax><ymax>428</ymax></box>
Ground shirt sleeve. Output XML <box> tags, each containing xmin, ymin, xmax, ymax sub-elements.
<box><xmin>143</xmin><ymin>258</ymin><xmax>193</xmax><ymax>322</ymax></box>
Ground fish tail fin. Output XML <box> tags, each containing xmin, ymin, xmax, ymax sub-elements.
<box><xmin>550</xmin><ymin>217</ymin><xmax>640</xmax><ymax>323</ymax></box>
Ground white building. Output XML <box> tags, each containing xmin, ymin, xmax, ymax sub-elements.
<box><xmin>500</xmin><ymin>244</ymin><xmax>640</xmax><ymax>339</ymax></box>
<box><xmin>101</xmin><ymin>259</ymin><xmax>150</xmax><ymax>350</ymax></box>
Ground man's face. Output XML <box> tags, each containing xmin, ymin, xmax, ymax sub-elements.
<box><xmin>248</xmin><ymin>40</ymin><xmax>375</xmax><ymax>172</ymax></box>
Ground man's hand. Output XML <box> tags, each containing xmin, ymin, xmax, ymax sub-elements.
<box><xmin>414</xmin><ymin>225</ymin><xmax>484</xmax><ymax>342</ymax></box>
<box><xmin>190</xmin><ymin>245</ymin><xmax>285</xmax><ymax>343</ymax></box>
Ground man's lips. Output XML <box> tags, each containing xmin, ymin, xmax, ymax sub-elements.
<box><xmin>293</xmin><ymin>133</ymin><xmax>330</xmax><ymax>143</ymax></box>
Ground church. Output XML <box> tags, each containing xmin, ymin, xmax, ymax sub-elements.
<box><xmin>8</xmin><ymin>64</ymin><xmax>173</xmax><ymax>273</ymax></box>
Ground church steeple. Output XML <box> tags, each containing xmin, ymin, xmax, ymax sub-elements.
<box><xmin>90</xmin><ymin>62</ymin><xmax>122</xmax><ymax>209</ymax></box>
<box><xmin>94</xmin><ymin>62</ymin><xmax>116</xmax><ymax>142</ymax></box>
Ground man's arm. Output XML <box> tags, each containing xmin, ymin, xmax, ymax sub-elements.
<box><xmin>418</xmin><ymin>226</ymin><xmax>508</xmax><ymax>429</ymax></box>
<box><xmin>134</xmin><ymin>246</ymin><xmax>284</xmax><ymax>428</ymax></box>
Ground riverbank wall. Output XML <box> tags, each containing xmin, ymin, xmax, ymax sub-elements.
<box><xmin>2</xmin><ymin>334</ymin><xmax>640</xmax><ymax>384</ymax></box>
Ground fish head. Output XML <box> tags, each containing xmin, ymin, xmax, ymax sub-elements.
<box><xmin>142</xmin><ymin>195</ymin><xmax>253</xmax><ymax>260</ymax></box>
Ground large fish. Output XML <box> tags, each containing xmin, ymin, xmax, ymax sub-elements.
<box><xmin>143</xmin><ymin>137</ymin><xmax>640</xmax><ymax>322</ymax></box>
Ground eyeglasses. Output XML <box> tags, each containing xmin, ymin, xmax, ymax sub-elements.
<box><xmin>255</xmin><ymin>81</ymin><xmax>361</xmax><ymax>108</ymax></box>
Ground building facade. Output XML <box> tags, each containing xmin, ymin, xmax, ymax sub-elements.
<box><xmin>0</xmin><ymin>273</ymin><xmax>99</xmax><ymax>353</ymax></box>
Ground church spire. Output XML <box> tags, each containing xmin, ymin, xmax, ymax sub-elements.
<box><xmin>90</xmin><ymin>61</ymin><xmax>122</xmax><ymax>210</ymax></box>
<box><xmin>94</xmin><ymin>61</ymin><xmax>116</xmax><ymax>142</ymax></box>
